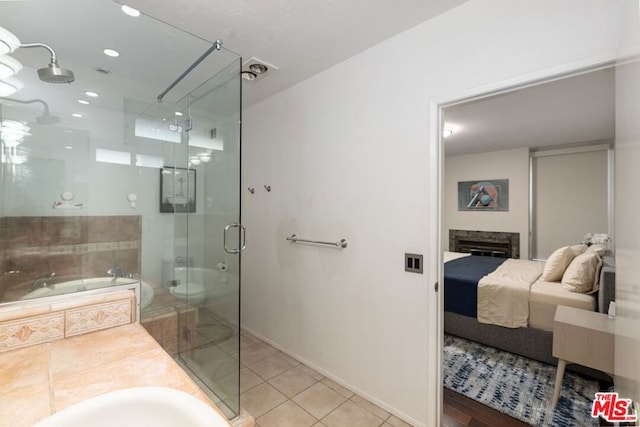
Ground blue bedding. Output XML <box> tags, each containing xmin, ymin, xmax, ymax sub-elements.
<box><xmin>444</xmin><ymin>255</ymin><xmax>508</xmax><ymax>318</ymax></box>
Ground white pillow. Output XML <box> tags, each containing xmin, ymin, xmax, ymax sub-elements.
<box><xmin>561</xmin><ymin>252</ymin><xmax>603</xmax><ymax>293</ymax></box>
<box><xmin>585</xmin><ymin>243</ymin><xmax>606</xmax><ymax>256</ymax></box>
<box><xmin>571</xmin><ymin>244</ymin><xmax>588</xmax><ymax>256</ymax></box>
<box><xmin>541</xmin><ymin>246</ymin><xmax>578</xmax><ymax>282</ymax></box>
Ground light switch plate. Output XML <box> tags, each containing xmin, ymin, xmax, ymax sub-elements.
<box><xmin>405</xmin><ymin>253</ymin><xmax>424</xmax><ymax>274</ymax></box>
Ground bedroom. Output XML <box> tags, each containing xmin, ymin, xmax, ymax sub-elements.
<box><xmin>441</xmin><ymin>66</ymin><xmax>616</xmax><ymax>425</ymax></box>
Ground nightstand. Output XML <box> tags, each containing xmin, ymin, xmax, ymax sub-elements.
<box><xmin>551</xmin><ymin>305</ymin><xmax>615</xmax><ymax>407</ymax></box>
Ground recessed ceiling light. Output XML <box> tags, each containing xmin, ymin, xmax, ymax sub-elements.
<box><xmin>121</xmin><ymin>5</ymin><xmax>141</xmax><ymax>17</ymax></box>
<box><xmin>175</xmin><ymin>111</ymin><xmax>183</xmax><ymax>116</ymax></box>
<box><xmin>241</xmin><ymin>71</ymin><xmax>257</xmax><ymax>81</ymax></box>
<box><xmin>103</xmin><ymin>49</ymin><xmax>120</xmax><ymax>58</ymax></box>
<box><xmin>84</xmin><ymin>91</ymin><xmax>99</xmax><ymax>97</ymax></box>
<box><xmin>72</xmin><ymin>113</ymin><xmax>83</xmax><ymax>118</ymax></box>
<box><xmin>249</xmin><ymin>63</ymin><xmax>268</xmax><ymax>74</ymax></box>
<box><xmin>78</xmin><ymin>100</ymin><xmax>90</xmax><ymax>105</ymax></box>
<box><xmin>64</xmin><ymin>145</ymin><xmax>73</xmax><ymax>150</ymax></box>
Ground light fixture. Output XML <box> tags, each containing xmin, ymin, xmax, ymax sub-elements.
<box><xmin>249</xmin><ymin>63</ymin><xmax>268</xmax><ymax>74</ymax></box>
<box><xmin>0</xmin><ymin>26</ymin><xmax>20</xmax><ymax>55</ymax></box>
<box><xmin>443</xmin><ymin>127</ymin><xmax>454</xmax><ymax>138</ymax></box>
<box><xmin>0</xmin><ymin>55</ymin><xmax>22</xmax><ymax>79</ymax></box>
<box><xmin>190</xmin><ymin>157</ymin><xmax>201</xmax><ymax>165</ymax></box>
<box><xmin>241</xmin><ymin>71</ymin><xmax>257</xmax><ymax>81</ymax></box>
<box><xmin>71</xmin><ymin>113</ymin><xmax>83</xmax><ymax>118</ymax></box>
<box><xmin>199</xmin><ymin>152</ymin><xmax>212</xmax><ymax>162</ymax></box>
<box><xmin>175</xmin><ymin>111</ymin><xmax>183</xmax><ymax>116</ymax></box>
<box><xmin>0</xmin><ymin>77</ymin><xmax>24</xmax><ymax>96</ymax></box>
<box><xmin>121</xmin><ymin>5</ymin><xmax>141</xmax><ymax>17</ymax></box>
<box><xmin>64</xmin><ymin>145</ymin><xmax>73</xmax><ymax>150</ymax></box>
<box><xmin>78</xmin><ymin>99</ymin><xmax>89</xmax><ymax>105</ymax></box>
<box><xmin>85</xmin><ymin>91</ymin><xmax>99</xmax><ymax>97</ymax></box>
<box><xmin>103</xmin><ymin>48</ymin><xmax>120</xmax><ymax>58</ymax></box>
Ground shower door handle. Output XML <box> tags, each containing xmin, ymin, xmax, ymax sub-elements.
<box><xmin>224</xmin><ymin>223</ymin><xmax>246</xmax><ymax>254</ymax></box>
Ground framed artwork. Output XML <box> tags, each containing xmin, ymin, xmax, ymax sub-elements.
<box><xmin>458</xmin><ymin>179</ymin><xmax>509</xmax><ymax>211</ymax></box>
<box><xmin>160</xmin><ymin>167</ymin><xmax>196</xmax><ymax>213</ymax></box>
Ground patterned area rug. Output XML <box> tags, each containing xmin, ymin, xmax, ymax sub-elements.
<box><xmin>443</xmin><ymin>334</ymin><xmax>600</xmax><ymax>426</ymax></box>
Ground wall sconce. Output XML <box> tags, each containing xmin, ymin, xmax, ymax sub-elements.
<box><xmin>0</xmin><ymin>26</ymin><xmax>21</xmax><ymax>55</ymax></box>
<box><xmin>127</xmin><ymin>193</ymin><xmax>138</xmax><ymax>209</ymax></box>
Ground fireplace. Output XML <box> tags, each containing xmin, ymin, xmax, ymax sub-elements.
<box><xmin>449</xmin><ymin>229</ymin><xmax>520</xmax><ymax>259</ymax></box>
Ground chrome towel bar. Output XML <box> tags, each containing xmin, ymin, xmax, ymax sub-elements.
<box><xmin>286</xmin><ymin>234</ymin><xmax>348</xmax><ymax>249</ymax></box>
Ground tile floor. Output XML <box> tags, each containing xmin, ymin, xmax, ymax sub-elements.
<box><xmin>239</xmin><ymin>331</ymin><xmax>413</xmax><ymax>427</ymax></box>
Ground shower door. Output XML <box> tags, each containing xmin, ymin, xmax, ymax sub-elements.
<box><xmin>173</xmin><ymin>57</ymin><xmax>243</xmax><ymax>418</ymax></box>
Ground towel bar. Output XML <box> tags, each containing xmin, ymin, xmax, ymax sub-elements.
<box><xmin>286</xmin><ymin>234</ymin><xmax>348</xmax><ymax>249</ymax></box>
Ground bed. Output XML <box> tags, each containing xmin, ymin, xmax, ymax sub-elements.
<box><xmin>443</xmin><ymin>249</ymin><xmax>615</xmax><ymax>378</ymax></box>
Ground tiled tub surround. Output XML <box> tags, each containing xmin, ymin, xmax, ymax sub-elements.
<box><xmin>0</xmin><ymin>215</ymin><xmax>141</xmax><ymax>302</ymax></box>
<box><xmin>0</xmin><ymin>291</ymin><xmax>232</xmax><ymax>427</ymax></box>
<box><xmin>0</xmin><ymin>290</ymin><xmax>137</xmax><ymax>353</ymax></box>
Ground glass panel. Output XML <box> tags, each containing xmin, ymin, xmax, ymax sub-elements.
<box><xmin>0</xmin><ymin>0</ymin><xmax>241</xmax><ymax>420</ymax></box>
<box><xmin>176</xmin><ymin>57</ymin><xmax>242</xmax><ymax>417</ymax></box>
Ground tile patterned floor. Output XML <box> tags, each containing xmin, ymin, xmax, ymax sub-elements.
<box><xmin>239</xmin><ymin>331</ymin><xmax>413</xmax><ymax>427</ymax></box>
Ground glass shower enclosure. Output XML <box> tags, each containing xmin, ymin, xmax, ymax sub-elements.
<box><xmin>0</xmin><ymin>0</ymin><xmax>242</xmax><ymax>419</ymax></box>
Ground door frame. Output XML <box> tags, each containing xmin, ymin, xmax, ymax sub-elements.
<box><xmin>428</xmin><ymin>55</ymin><xmax>619</xmax><ymax>426</ymax></box>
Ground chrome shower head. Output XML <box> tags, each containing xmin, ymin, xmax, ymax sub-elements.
<box><xmin>20</xmin><ymin>42</ymin><xmax>74</xmax><ymax>84</ymax></box>
<box><xmin>36</xmin><ymin>108</ymin><xmax>60</xmax><ymax>125</ymax></box>
<box><xmin>37</xmin><ymin>59</ymin><xmax>74</xmax><ymax>84</ymax></box>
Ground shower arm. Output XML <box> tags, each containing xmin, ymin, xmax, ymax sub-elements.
<box><xmin>19</xmin><ymin>42</ymin><xmax>59</xmax><ymax>64</ymax></box>
<box><xmin>157</xmin><ymin>40</ymin><xmax>222</xmax><ymax>103</ymax></box>
<box><xmin>0</xmin><ymin>97</ymin><xmax>52</xmax><ymax>117</ymax></box>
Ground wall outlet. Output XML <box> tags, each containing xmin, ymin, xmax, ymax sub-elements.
<box><xmin>405</xmin><ymin>253</ymin><xmax>424</xmax><ymax>274</ymax></box>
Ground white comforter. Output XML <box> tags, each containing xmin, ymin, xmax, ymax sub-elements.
<box><xmin>477</xmin><ymin>259</ymin><xmax>544</xmax><ymax>328</ymax></box>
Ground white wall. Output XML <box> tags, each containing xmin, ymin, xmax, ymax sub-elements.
<box><xmin>443</xmin><ymin>147</ymin><xmax>530</xmax><ymax>258</ymax></box>
<box><xmin>242</xmin><ymin>1</ymin><xmax>631</xmax><ymax>425</ymax></box>
<box><xmin>533</xmin><ymin>149</ymin><xmax>609</xmax><ymax>259</ymax></box>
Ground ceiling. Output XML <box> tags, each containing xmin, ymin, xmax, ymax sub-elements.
<box><xmin>443</xmin><ymin>67</ymin><xmax>616</xmax><ymax>156</ymax></box>
<box><xmin>1</xmin><ymin>0</ymin><xmax>614</xmax><ymax>153</ymax></box>
<box><xmin>125</xmin><ymin>0</ymin><xmax>469</xmax><ymax>106</ymax></box>
<box><xmin>1</xmin><ymin>0</ymin><xmax>469</xmax><ymax>107</ymax></box>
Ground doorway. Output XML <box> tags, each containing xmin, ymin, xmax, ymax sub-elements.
<box><xmin>435</xmin><ymin>61</ymin><xmax>616</xmax><ymax>426</ymax></box>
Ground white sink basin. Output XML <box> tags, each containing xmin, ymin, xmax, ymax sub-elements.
<box><xmin>34</xmin><ymin>387</ymin><xmax>230</xmax><ymax>427</ymax></box>
<box><xmin>22</xmin><ymin>277</ymin><xmax>155</xmax><ymax>309</ymax></box>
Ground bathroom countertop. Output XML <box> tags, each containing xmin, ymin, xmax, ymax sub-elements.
<box><xmin>0</xmin><ymin>322</ymin><xmax>231</xmax><ymax>427</ymax></box>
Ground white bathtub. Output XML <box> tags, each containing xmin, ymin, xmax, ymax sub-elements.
<box><xmin>34</xmin><ymin>386</ymin><xmax>230</xmax><ymax>427</ymax></box>
<box><xmin>21</xmin><ymin>277</ymin><xmax>154</xmax><ymax>309</ymax></box>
